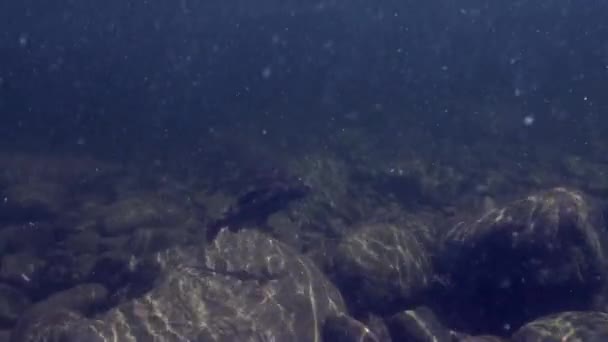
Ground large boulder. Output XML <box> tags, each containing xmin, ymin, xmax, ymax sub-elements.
<box><xmin>512</xmin><ymin>311</ymin><xmax>608</xmax><ymax>342</ymax></box>
<box><xmin>14</xmin><ymin>229</ymin><xmax>346</xmax><ymax>341</ymax></box>
<box><xmin>439</xmin><ymin>187</ymin><xmax>607</xmax><ymax>334</ymax></box>
<box><xmin>332</xmin><ymin>220</ymin><xmax>434</xmax><ymax>313</ymax></box>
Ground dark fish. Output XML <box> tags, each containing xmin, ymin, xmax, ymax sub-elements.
<box><xmin>206</xmin><ymin>180</ymin><xmax>310</xmax><ymax>242</ymax></box>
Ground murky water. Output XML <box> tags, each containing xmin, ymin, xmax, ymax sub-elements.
<box><xmin>1</xmin><ymin>1</ymin><xmax>608</xmax><ymax>341</ymax></box>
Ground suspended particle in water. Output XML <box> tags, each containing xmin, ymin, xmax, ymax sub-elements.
<box><xmin>261</xmin><ymin>66</ymin><xmax>272</xmax><ymax>79</ymax></box>
<box><xmin>271</xmin><ymin>34</ymin><xmax>281</xmax><ymax>45</ymax></box>
<box><xmin>522</xmin><ymin>115</ymin><xmax>535</xmax><ymax>126</ymax></box>
<box><xmin>180</xmin><ymin>0</ymin><xmax>190</xmax><ymax>14</ymax></box>
<box><xmin>499</xmin><ymin>277</ymin><xmax>511</xmax><ymax>289</ymax></box>
<box><xmin>344</xmin><ymin>111</ymin><xmax>359</xmax><ymax>121</ymax></box>
<box><xmin>18</xmin><ymin>33</ymin><xmax>28</xmax><ymax>47</ymax></box>
<box><xmin>514</xmin><ymin>88</ymin><xmax>522</xmax><ymax>97</ymax></box>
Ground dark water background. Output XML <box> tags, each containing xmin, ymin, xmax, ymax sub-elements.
<box><xmin>1</xmin><ymin>0</ymin><xmax>608</xmax><ymax>340</ymax></box>
<box><xmin>1</xmin><ymin>0</ymin><xmax>607</xmax><ymax>162</ymax></box>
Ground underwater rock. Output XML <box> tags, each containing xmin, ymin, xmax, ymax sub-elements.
<box><xmin>561</xmin><ymin>155</ymin><xmax>608</xmax><ymax>196</ymax></box>
<box><xmin>96</xmin><ymin>235</ymin><xmax>130</xmax><ymax>253</ymax></box>
<box><xmin>193</xmin><ymin>191</ymin><xmax>234</xmax><ymax>223</ymax></box>
<box><xmin>332</xmin><ymin>221</ymin><xmax>433</xmax><ymax>313</ymax></box>
<box><xmin>0</xmin><ymin>284</ymin><xmax>31</xmax><ymax>329</ymax></box>
<box><xmin>33</xmin><ymin>251</ymin><xmax>90</xmax><ymax>299</ymax></box>
<box><xmin>0</xmin><ymin>182</ymin><xmax>65</xmax><ymax>222</ymax></box>
<box><xmin>363</xmin><ymin>314</ymin><xmax>393</xmax><ymax>342</ymax></box>
<box><xmin>10</xmin><ymin>283</ymin><xmax>109</xmax><ymax>342</ymax></box>
<box><xmin>440</xmin><ymin>187</ymin><xmax>607</xmax><ymax>334</ymax></box>
<box><xmin>0</xmin><ymin>253</ymin><xmax>46</xmax><ymax>291</ymax></box>
<box><xmin>512</xmin><ymin>311</ymin><xmax>608</xmax><ymax>342</ymax></box>
<box><xmin>62</xmin><ymin>230</ymin><xmax>103</xmax><ymax>255</ymax></box>
<box><xmin>0</xmin><ymin>223</ymin><xmax>56</xmax><ymax>255</ymax></box>
<box><xmin>451</xmin><ymin>333</ymin><xmax>509</xmax><ymax>342</ymax></box>
<box><xmin>323</xmin><ymin>313</ymin><xmax>381</xmax><ymax>342</ymax></box>
<box><xmin>41</xmin><ymin>250</ymin><xmax>130</xmax><ymax>300</ymax></box>
<box><xmin>14</xmin><ymin>229</ymin><xmax>346</xmax><ymax>341</ymax></box>
<box><xmin>351</xmin><ymin>157</ymin><xmax>469</xmax><ymax>210</ymax></box>
<box><xmin>100</xmin><ymin>195</ymin><xmax>189</xmax><ymax>236</ymax></box>
<box><xmin>386</xmin><ymin>306</ymin><xmax>453</xmax><ymax>342</ymax></box>
<box><xmin>267</xmin><ymin>211</ymin><xmax>303</xmax><ymax>247</ymax></box>
<box><xmin>126</xmin><ymin>227</ymin><xmax>191</xmax><ymax>256</ymax></box>
<box><xmin>86</xmin><ymin>252</ymin><xmax>134</xmax><ymax>293</ymax></box>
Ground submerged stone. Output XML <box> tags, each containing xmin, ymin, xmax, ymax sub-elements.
<box><xmin>0</xmin><ymin>182</ymin><xmax>65</xmax><ymax>222</ymax></box>
<box><xmin>11</xmin><ymin>283</ymin><xmax>108</xmax><ymax>342</ymax></box>
<box><xmin>0</xmin><ymin>253</ymin><xmax>46</xmax><ymax>291</ymax></box>
<box><xmin>512</xmin><ymin>311</ymin><xmax>608</xmax><ymax>342</ymax></box>
<box><xmin>363</xmin><ymin>314</ymin><xmax>393</xmax><ymax>342</ymax></box>
<box><xmin>0</xmin><ymin>284</ymin><xmax>31</xmax><ymax>329</ymax></box>
<box><xmin>387</xmin><ymin>306</ymin><xmax>453</xmax><ymax>342</ymax></box>
<box><xmin>126</xmin><ymin>227</ymin><xmax>190</xmax><ymax>256</ymax></box>
<box><xmin>440</xmin><ymin>187</ymin><xmax>607</xmax><ymax>334</ymax></box>
<box><xmin>322</xmin><ymin>313</ymin><xmax>381</xmax><ymax>342</ymax></box>
<box><xmin>451</xmin><ymin>333</ymin><xmax>509</xmax><ymax>342</ymax></box>
<box><xmin>14</xmin><ymin>229</ymin><xmax>346</xmax><ymax>341</ymax></box>
<box><xmin>100</xmin><ymin>196</ymin><xmax>189</xmax><ymax>236</ymax></box>
<box><xmin>0</xmin><ymin>223</ymin><xmax>56</xmax><ymax>255</ymax></box>
<box><xmin>332</xmin><ymin>221</ymin><xmax>434</xmax><ymax>313</ymax></box>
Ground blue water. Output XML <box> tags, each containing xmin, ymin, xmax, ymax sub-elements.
<box><xmin>1</xmin><ymin>1</ymin><xmax>608</xmax><ymax>340</ymax></box>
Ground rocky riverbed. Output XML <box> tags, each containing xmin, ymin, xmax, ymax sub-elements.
<box><xmin>1</xmin><ymin>141</ymin><xmax>608</xmax><ymax>341</ymax></box>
